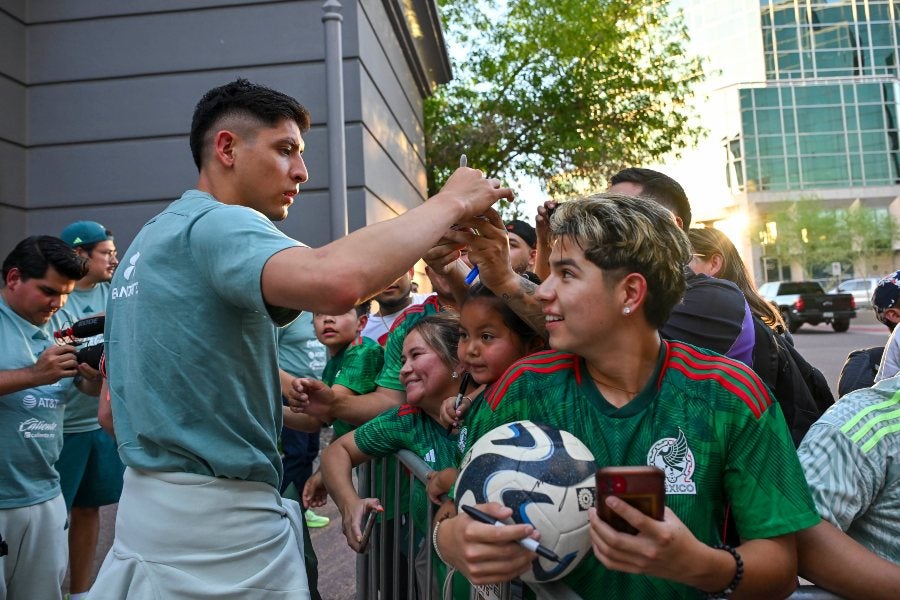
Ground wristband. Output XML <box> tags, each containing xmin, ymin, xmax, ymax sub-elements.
<box><xmin>702</xmin><ymin>544</ymin><xmax>743</xmax><ymax>599</ymax></box>
<box><xmin>432</xmin><ymin>518</ymin><xmax>448</xmax><ymax>564</ymax></box>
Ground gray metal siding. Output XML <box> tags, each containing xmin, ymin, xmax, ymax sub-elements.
<box><xmin>0</xmin><ymin>0</ymin><xmax>447</xmax><ymax>260</ymax></box>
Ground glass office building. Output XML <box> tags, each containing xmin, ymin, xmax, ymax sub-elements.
<box><xmin>730</xmin><ymin>1</ymin><xmax>900</xmax><ymax>193</ymax></box>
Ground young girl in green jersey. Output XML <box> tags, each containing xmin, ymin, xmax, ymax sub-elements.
<box><xmin>442</xmin><ymin>279</ymin><xmax>546</xmax><ymax>432</ymax></box>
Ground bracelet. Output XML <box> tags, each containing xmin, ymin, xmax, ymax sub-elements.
<box><xmin>702</xmin><ymin>544</ymin><xmax>744</xmax><ymax>599</ymax></box>
<box><xmin>432</xmin><ymin>518</ymin><xmax>448</xmax><ymax>563</ymax></box>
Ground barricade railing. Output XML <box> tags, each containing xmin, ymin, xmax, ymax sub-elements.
<box><xmin>354</xmin><ymin>451</ymin><xmax>841</xmax><ymax>600</ymax></box>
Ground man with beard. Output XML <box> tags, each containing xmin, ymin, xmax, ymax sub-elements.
<box><xmin>56</xmin><ymin>221</ymin><xmax>123</xmax><ymax>600</ymax></box>
<box><xmin>361</xmin><ymin>268</ymin><xmax>431</xmax><ymax>346</ymax></box>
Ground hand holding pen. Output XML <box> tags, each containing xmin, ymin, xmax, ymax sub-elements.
<box><xmin>461</xmin><ymin>504</ymin><xmax>560</xmax><ymax>562</ymax></box>
<box><xmin>446</xmin><ymin>371</ymin><xmax>472</xmax><ymax>434</ymax></box>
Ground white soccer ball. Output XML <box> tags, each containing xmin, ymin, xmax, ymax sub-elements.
<box><xmin>455</xmin><ymin>420</ymin><xmax>597</xmax><ymax>582</ymax></box>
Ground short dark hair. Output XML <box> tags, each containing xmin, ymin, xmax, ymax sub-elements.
<box><xmin>355</xmin><ymin>300</ymin><xmax>372</xmax><ymax>317</ymax></box>
<box><xmin>610</xmin><ymin>168</ymin><xmax>692</xmax><ymax>229</ymax></box>
<box><xmin>189</xmin><ymin>78</ymin><xmax>311</xmax><ymax>170</ymax></box>
<box><xmin>2</xmin><ymin>236</ymin><xmax>88</xmax><ymax>283</ymax></box>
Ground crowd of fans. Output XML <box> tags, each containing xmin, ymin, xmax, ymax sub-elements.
<box><xmin>1</xmin><ymin>79</ymin><xmax>898</xmax><ymax>600</ymax></box>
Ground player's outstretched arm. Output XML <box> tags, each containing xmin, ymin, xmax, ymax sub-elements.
<box><xmin>590</xmin><ymin>500</ymin><xmax>798</xmax><ymax>599</ymax></box>
<box><xmin>320</xmin><ymin>431</ymin><xmax>382</xmax><ymax>552</ymax></box>
<box><xmin>262</xmin><ymin>167</ymin><xmax>513</xmax><ymax>315</ymax></box>
<box><xmin>436</xmin><ymin>503</ymin><xmax>537</xmax><ymax>585</ymax></box>
<box><xmin>797</xmin><ymin>519</ymin><xmax>900</xmax><ymax>600</ymax></box>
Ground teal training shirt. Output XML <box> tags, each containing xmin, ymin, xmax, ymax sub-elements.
<box><xmin>105</xmin><ymin>190</ymin><xmax>301</xmax><ymax>489</ymax></box>
<box><xmin>277</xmin><ymin>311</ymin><xmax>326</xmax><ymax>380</ymax></box>
<box><xmin>61</xmin><ymin>282</ymin><xmax>109</xmax><ymax>432</ymax></box>
<box><xmin>0</xmin><ymin>297</ymin><xmax>75</xmax><ymax>508</ymax></box>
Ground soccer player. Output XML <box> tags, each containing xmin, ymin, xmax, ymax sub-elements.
<box><xmin>434</xmin><ymin>194</ymin><xmax>819</xmax><ymax>598</ymax></box>
<box><xmin>92</xmin><ymin>78</ymin><xmax>511</xmax><ymax>599</ymax></box>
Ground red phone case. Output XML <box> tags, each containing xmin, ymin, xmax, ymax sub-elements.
<box><xmin>596</xmin><ymin>466</ymin><xmax>665</xmax><ymax>534</ymax></box>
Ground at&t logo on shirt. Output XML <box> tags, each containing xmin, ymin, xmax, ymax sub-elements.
<box><xmin>21</xmin><ymin>395</ymin><xmax>59</xmax><ymax>409</ymax></box>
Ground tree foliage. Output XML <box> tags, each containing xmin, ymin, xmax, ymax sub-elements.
<box><xmin>426</xmin><ymin>0</ymin><xmax>707</xmax><ymax>207</ymax></box>
<box><xmin>756</xmin><ymin>200</ymin><xmax>898</xmax><ymax>278</ymax></box>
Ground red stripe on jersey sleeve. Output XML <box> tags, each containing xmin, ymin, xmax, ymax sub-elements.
<box><xmin>486</xmin><ymin>351</ymin><xmax>577</xmax><ymax>410</ymax></box>
<box><xmin>667</xmin><ymin>343</ymin><xmax>771</xmax><ymax>418</ymax></box>
<box><xmin>388</xmin><ymin>296</ymin><xmax>441</xmax><ymax>333</ymax></box>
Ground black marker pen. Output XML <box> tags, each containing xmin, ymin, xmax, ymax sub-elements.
<box><xmin>460</xmin><ymin>504</ymin><xmax>560</xmax><ymax>563</ymax></box>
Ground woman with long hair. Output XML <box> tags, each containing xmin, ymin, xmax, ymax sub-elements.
<box><xmin>688</xmin><ymin>227</ymin><xmax>787</xmax><ymax>334</ymax></box>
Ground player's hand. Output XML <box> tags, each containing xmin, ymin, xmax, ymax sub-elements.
<box><xmin>32</xmin><ymin>345</ymin><xmax>78</xmax><ymax>385</ymax></box>
<box><xmin>303</xmin><ymin>470</ymin><xmax>329</xmax><ymax>509</ymax></box>
<box><xmin>340</xmin><ymin>497</ymin><xmax>383</xmax><ymax>553</ymax></box>
<box><xmin>437</xmin><ymin>502</ymin><xmax>537</xmax><ymax>584</ymax></box>
<box><xmin>589</xmin><ymin>501</ymin><xmax>701</xmax><ymax>582</ymax></box>
<box><xmin>289</xmin><ymin>378</ymin><xmax>336</xmax><ymax>421</ymax></box>
<box><xmin>435</xmin><ymin>167</ymin><xmax>514</xmax><ymax>221</ymax></box>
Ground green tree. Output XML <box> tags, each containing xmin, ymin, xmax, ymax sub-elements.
<box><xmin>426</xmin><ymin>0</ymin><xmax>707</xmax><ymax>214</ymax></box>
<box><xmin>757</xmin><ymin>200</ymin><xmax>897</xmax><ymax>279</ymax></box>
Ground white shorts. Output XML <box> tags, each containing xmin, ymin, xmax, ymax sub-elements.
<box><xmin>0</xmin><ymin>494</ymin><xmax>67</xmax><ymax>600</ymax></box>
<box><xmin>91</xmin><ymin>468</ymin><xmax>310</xmax><ymax>599</ymax></box>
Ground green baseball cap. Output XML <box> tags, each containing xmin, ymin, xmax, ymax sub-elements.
<box><xmin>60</xmin><ymin>221</ymin><xmax>113</xmax><ymax>248</ymax></box>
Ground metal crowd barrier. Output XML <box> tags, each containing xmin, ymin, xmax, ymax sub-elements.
<box><xmin>353</xmin><ymin>451</ymin><xmax>843</xmax><ymax>600</ymax></box>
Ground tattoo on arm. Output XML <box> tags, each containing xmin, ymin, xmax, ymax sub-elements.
<box><xmin>502</xmin><ymin>279</ymin><xmax>546</xmax><ymax>338</ymax></box>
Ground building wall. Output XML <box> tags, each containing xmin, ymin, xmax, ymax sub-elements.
<box><xmin>0</xmin><ymin>0</ymin><xmax>449</xmax><ymax>258</ymax></box>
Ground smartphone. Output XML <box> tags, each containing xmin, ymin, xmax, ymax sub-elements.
<box><xmin>357</xmin><ymin>509</ymin><xmax>377</xmax><ymax>553</ymax></box>
<box><xmin>596</xmin><ymin>466</ymin><xmax>665</xmax><ymax>535</ymax></box>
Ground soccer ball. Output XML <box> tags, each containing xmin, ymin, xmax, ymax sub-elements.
<box><xmin>455</xmin><ymin>420</ymin><xmax>597</xmax><ymax>582</ymax></box>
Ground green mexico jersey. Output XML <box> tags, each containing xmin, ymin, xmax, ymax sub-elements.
<box><xmin>375</xmin><ymin>295</ymin><xmax>443</xmax><ymax>391</ymax></box>
<box><xmin>462</xmin><ymin>341</ymin><xmax>819</xmax><ymax>599</ymax></box>
<box><xmin>321</xmin><ymin>335</ymin><xmax>384</xmax><ymax>439</ymax></box>
<box><xmin>355</xmin><ymin>404</ymin><xmax>468</xmax><ymax>600</ymax></box>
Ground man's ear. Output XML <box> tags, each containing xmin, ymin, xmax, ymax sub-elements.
<box><xmin>883</xmin><ymin>307</ymin><xmax>900</xmax><ymax>325</ymax></box>
<box><xmin>5</xmin><ymin>267</ymin><xmax>22</xmax><ymax>290</ymax></box>
<box><xmin>213</xmin><ymin>130</ymin><xmax>238</xmax><ymax>167</ymax></box>
<box><xmin>619</xmin><ymin>272</ymin><xmax>648</xmax><ymax>314</ymax></box>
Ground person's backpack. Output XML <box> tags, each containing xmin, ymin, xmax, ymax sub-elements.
<box><xmin>838</xmin><ymin>347</ymin><xmax>884</xmax><ymax>398</ymax></box>
<box><xmin>750</xmin><ymin>316</ymin><xmax>834</xmax><ymax>447</ymax></box>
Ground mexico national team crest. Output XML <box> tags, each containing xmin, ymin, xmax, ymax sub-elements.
<box><xmin>647</xmin><ymin>428</ymin><xmax>696</xmax><ymax>495</ymax></box>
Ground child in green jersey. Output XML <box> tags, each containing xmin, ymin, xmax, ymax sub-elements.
<box><xmin>290</xmin><ymin>301</ymin><xmax>383</xmax><ymax>507</ymax></box>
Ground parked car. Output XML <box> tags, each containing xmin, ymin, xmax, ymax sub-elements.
<box><xmin>758</xmin><ymin>280</ymin><xmax>857</xmax><ymax>333</ymax></box>
<box><xmin>828</xmin><ymin>277</ymin><xmax>880</xmax><ymax>308</ymax></box>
